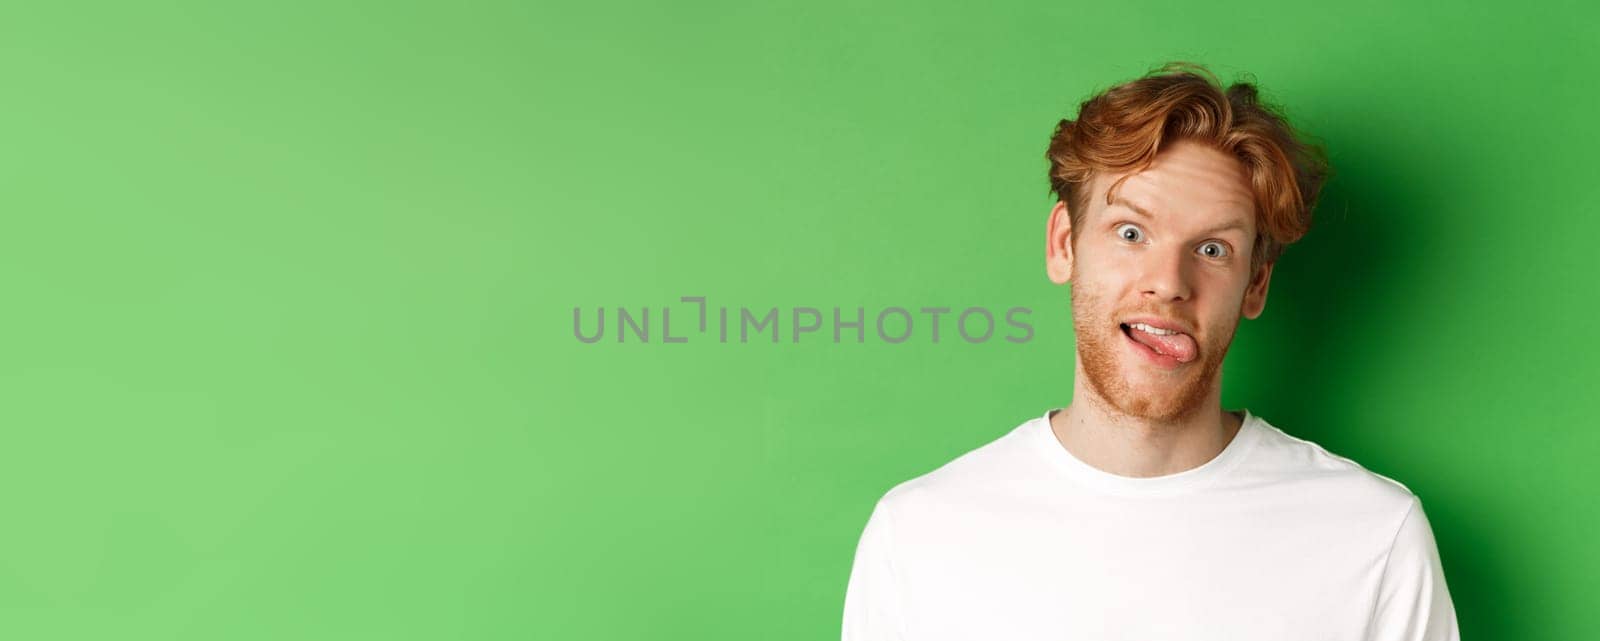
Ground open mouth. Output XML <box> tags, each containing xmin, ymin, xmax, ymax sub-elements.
<box><xmin>1119</xmin><ymin>322</ymin><xmax>1198</xmax><ymax>366</ymax></box>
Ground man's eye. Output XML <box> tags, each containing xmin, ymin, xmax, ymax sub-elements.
<box><xmin>1198</xmin><ymin>241</ymin><xmax>1229</xmax><ymax>259</ymax></box>
<box><xmin>1114</xmin><ymin>223</ymin><xmax>1144</xmax><ymax>243</ymax></box>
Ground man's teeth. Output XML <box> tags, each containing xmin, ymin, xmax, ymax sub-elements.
<box><xmin>1128</xmin><ymin>322</ymin><xmax>1179</xmax><ymax>336</ymax></box>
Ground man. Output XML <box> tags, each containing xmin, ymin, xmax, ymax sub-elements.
<box><xmin>840</xmin><ymin>62</ymin><xmax>1460</xmax><ymax>640</ymax></box>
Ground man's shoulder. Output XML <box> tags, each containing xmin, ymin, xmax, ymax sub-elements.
<box><xmin>1241</xmin><ymin>413</ymin><xmax>1420</xmax><ymax>508</ymax></box>
<box><xmin>873</xmin><ymin>412</ymin><xmax>1049</xmax><ymax>511</ymax></box>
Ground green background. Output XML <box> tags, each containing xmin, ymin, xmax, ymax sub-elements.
<box><xmin>2</xmin><ymin>0</ymin><xmax>1595</xmax><ymax>638</ymax></box>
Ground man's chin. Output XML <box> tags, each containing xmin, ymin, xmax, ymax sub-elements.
<box><xmin>1112</xmin><ymin>385</ymin><xmax>1183</xmax><ymax>407</ymax></box>
<box><xmin>1104</xmin><ymin>383</ymin><xmax>1207</xmax><ymax>421</ymax></box>
<box><xmin>1103</xmin><ymin>362</ymin><xmax>1215</xmax><ymax>416</ymax></box>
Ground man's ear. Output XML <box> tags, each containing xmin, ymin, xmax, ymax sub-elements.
<box><xmin>1241</xmin><ymin>259</ymin><xmax>1274</xmax><ymax>319</ymax></box>
<box><xmin>1046</xmin><ymin>200</ymin><xmax>1075</xmax><ymax>285</ymax></box>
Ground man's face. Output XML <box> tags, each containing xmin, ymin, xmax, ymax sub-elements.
<box><xmin>1046</xmin><ymin>139</ymin><xmax>1273</xmax><ymax>423</ymax></box>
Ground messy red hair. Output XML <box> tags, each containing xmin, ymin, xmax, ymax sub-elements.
<box><xmin>1046</xmin><ymin>61</ymin><xmax>1330</xmax><ymax>273</ymax></box>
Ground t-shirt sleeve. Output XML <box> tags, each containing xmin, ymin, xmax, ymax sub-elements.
<box><xmin>1368</xmin><ymin>496</ymin><xmax>1461</xmax><ymax>641</ymax></box>
<box><xmin>841</xmin><ymin>498</ymin><xmax>910</xmax><ymax>641</ymax></box>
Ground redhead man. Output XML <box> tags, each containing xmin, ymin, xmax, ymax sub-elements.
<box><xmin>841</xmin><ymin>62</ymin><xmax>1459</xmax><ymax>640</ymax></box>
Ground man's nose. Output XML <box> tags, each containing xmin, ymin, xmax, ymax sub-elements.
<box><xmin>1139</xmin><ymin>245</ymin><xmax>1193</xmax><ymax>302</ymax></box>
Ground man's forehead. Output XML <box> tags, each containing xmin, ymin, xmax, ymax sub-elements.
<box><xmin>1093</xmin><ymin>164</ymin><xmax>1255</xmax><ymax>227</ymax></box>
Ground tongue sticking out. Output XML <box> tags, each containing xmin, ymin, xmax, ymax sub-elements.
<box><xmin>1126</xmin><ymin>325</ymin><xmax>1198</xmax><ymax>363</ymax></box>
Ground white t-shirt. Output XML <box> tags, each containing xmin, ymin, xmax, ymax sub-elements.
<box><xmin>841</xmin><ymin>408</ymin><xmax>1460</xmax><ymax>641</ymax></box>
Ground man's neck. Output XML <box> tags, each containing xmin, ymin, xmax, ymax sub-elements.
<box><xmin>1047</xmin><ymin>396</ymin><xmax>1243</xmax><ymax>479</ymax></box>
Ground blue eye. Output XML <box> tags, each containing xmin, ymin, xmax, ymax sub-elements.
<box><xmin>1198</xmin><ymin>241</ymin><xmax>1229</xmax><ymax>259</ymax></box>
<box><xmin>1114</xmin><ymin>223</ymin><xmax>1144</xmax><ymax>243</ymax></box>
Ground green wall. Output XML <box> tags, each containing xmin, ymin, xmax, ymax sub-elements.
<box><xmin>2</xmin><ymin>1</ymin><xmax>1594</xmax><ymax>638</ymax></box>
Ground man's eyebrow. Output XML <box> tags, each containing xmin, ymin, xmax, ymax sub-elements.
<box><xmin>1109</xmin><ymin>196</ymin><xmax>1156</xmax><ymax>220</ymax></box>
<box><xmin>1201</xmin><ymin>219</ymin><xmax>1253</xmax><ymax>236</ymax></box>
<box><xmin>1109</xmin><ymin>196</ymin><xmax>1252</xmax><ymax>237</ymax></box>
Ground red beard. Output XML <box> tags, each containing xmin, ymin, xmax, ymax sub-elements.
<box><xmin>1069</xmin><ymin>285</ymin><xmax>1237</xmax><ymax>423</ymax></box>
